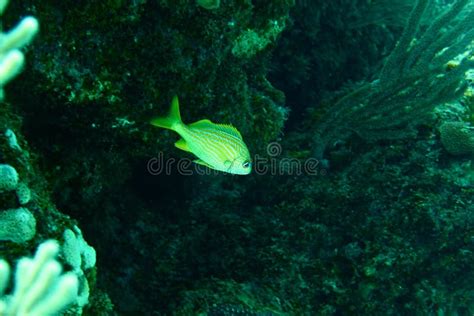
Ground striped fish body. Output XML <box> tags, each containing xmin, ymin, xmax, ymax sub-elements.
<box><xmin>151</xmin><ymin>96</ymin><xmax>252</xmax><ymax>175</ymax></box>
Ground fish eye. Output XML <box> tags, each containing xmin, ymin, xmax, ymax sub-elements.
<box><xmin>242</xmin><ymin>161</ymin><xmax>251</xmax><ymax>168</ymax></box>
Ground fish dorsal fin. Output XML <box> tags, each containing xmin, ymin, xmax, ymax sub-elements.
<box><xmin>189</xmin><ymin>119</ymin><xmax>243</xmax><ymax>140</ymax></box>
<box><xmin>174</xmin><ymin>138</ymin><xmax>191</xmax><ymax>152</ymax></box>
<box><xmin>188</xmin><ymin>119</ymin><xmax>213</xmax><ymax>129</ymax></box>
<box><xmin>215</xmin><ymin>124</ymin><xmax>243</xmax><ymax>140</ymax></box>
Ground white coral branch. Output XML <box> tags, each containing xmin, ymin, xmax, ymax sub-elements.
<box><xmin>0</xmin><ymin>240</ymin><xmax>79</xmax><ymax>316</ymax></box>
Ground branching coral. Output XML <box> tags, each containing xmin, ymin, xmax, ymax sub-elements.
<box><xmin>0</xmin><ymin>240</ymin><xmax>78</xmax><ymax>316</ymax></box>
<box><xmin>312</xmin><ymin>0</ymin><xmax>474</xmax><ymax>159</ymax></box>
<box><xmin>0</xmin><ymin>0</ymin><xmax>38</xmax><ymax>100</ymax></box>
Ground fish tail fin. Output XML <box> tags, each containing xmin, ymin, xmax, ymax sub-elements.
<box><xmin>150</xmin><ymin>95</ymin><xmax>183</xmax><ymax>131</ymax></box>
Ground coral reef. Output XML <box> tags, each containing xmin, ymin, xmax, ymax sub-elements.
<box><xmin>1</xmin><ymin>0</ymin><xmax>473</xmax><ymax>314</ymax></box>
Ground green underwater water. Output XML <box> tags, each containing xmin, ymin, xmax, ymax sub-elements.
<box><xmin>1</xmin><ymin>0</ymin><xmax>474</xmax><ymax>315</ymax></box>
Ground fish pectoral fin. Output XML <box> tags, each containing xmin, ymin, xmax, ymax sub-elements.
<box><xmin>224</xmin><ymin>160</ymin><xmax>234</xmax><ymax>172</ymax></box>
<box><xmin>175</xmin><ymin>139</ymin><xmax>191</xmax><ymax>152</ymax></box>
<box><xmin>193</xmin><ymin>159</ymin><xmax>213</xmax><ymax>169</ymax></box>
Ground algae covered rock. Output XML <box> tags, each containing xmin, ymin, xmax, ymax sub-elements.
<box><xmin>439</xmin><ymin>121</ymin><xmax>474</xmax><ymax>155</ymax></box>
<box><xmin>0</xmin><ymin>164</ymin><xmax>18</xmax><ymax>191</ymax></box>
<box><xmin>0</xmin><ymin>207</ymin><xmax>36</xmax><ymax>243</ymax></box>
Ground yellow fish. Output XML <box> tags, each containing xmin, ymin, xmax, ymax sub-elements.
<box><xmin>151</xmin><ymin>96</ymin><xmax>252</xmax><ymax>175</ymax></box>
